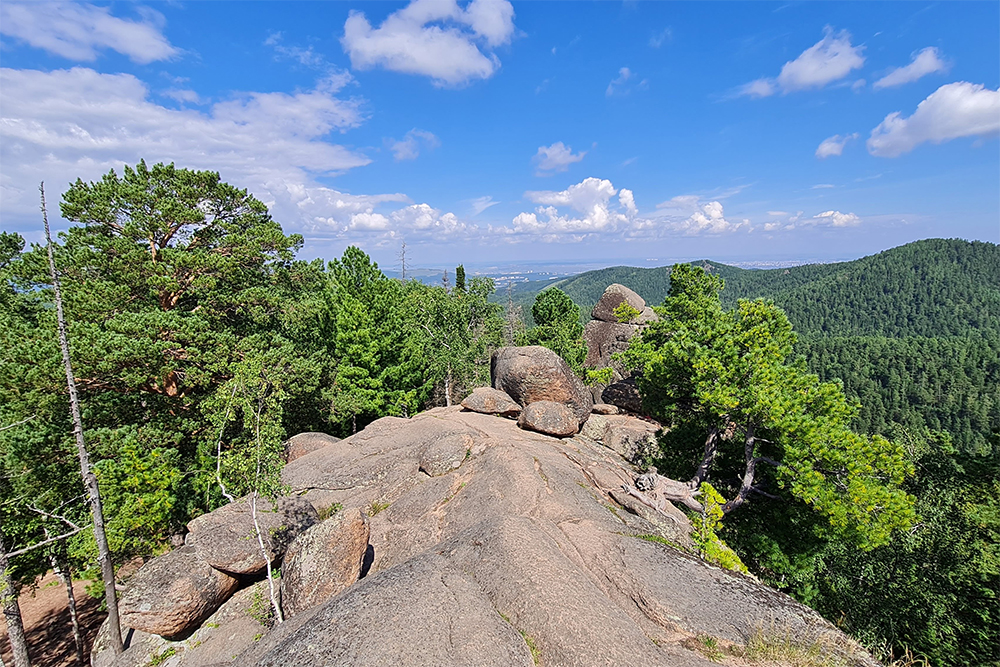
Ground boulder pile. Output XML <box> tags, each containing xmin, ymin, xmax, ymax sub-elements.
<box><xmin>582</xmin><ymin>284</ymin><xmax>657</xmax><ymax>413</ymax></box>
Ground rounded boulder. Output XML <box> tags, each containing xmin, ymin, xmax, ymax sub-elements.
<box><xmin>118</xmin><ymin>545</ymin><xmax>239</xmax><ymax>639</ymax></box>
<box><xmin>460</xmin><ymin>387</ymin><xmax>522</xmax><ymax>418</ymax></box>
<box><xmin>517</xmin><ymin>400</ymin><xmax>580</xmax><ymax>437</ymax></box>
<box><xmin>279</xmin><ymin>508</ymin><xmax>371</xmax><ymax>618</ymax></box>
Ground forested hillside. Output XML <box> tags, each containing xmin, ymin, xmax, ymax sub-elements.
<box><xmin>511</xmin><ymin>239</ymin><xmax>1000</xmax><ymax>337</ymax></box>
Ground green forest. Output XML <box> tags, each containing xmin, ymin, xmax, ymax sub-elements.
<box><xmin>1</xmin><ymin>164</ymin><xmax>997</xmax><ymax>667</ymax></box>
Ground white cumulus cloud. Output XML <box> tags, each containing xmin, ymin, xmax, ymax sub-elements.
<box><xmin>874</xmin><ymin>47</ymin><xmax>949</xmax><ymax>90</ymax></box>
<box><xmin>340</xmin><ymin>0</ymin><xmax>515</xmax><ymax>87</ymax></box>
<box><xmin>0</xmin><ymin>2</ymin><xmax>179</xmax><ymax>63</ymax></box>
<box><xmin>815</xmin><ymin>132</ymin><xmax>860</xmax><ymax>159</ymax></box>
<box><xmin>737</xmin><ymin>27</ymin><xmax>864</xmax><ymax>97</ymax></box>
<box><xmin>867</xmin><ymin>82</ymin><xmax>1000</xmax><ymax>157</ymax></box>
<box><xmin>655</xmin><ymin>196</ymin><xmax>749</xmax><ymax>235</ymax></box>
<box><xmin>511</xmin><ymin>177</ymin><xmax>633</xmax><ymax>237</ymax></box>
<box><xmin>533</xmin><ymin>142</ymin><xmax>586</xmax><ymax>175</ymax></box>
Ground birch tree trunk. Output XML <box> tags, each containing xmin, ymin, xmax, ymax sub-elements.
<box><xmin>444</xmin><ymin>368</ymin><xmax>452</xmax><ymax>407</ymax></box>
<box><xmin>0</xmin><ymin>528</ymin><xmax>31</xmax><ymax>667</ymax></box>
<box><xmin>41</xmin><ymin>183</ymin><xmax>124</xmax><ymax>655</ymax></box>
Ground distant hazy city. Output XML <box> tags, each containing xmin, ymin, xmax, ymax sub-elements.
<box><xmin>384</xmin><ymin>257</ymin><xmax>843</xmax><ymax>289</ymax></box>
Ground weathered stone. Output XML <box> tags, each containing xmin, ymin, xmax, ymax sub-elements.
<box><xmin>118</xmin><ymin>546</ymin><xmax>239</xmax><ymax>640</ymax></box>
<box><xmin>580</xmin><ymin>412</ymin><xmax>612</xmax><ymax>441</ymax></box>
<box><xmin>582</xmin><ymin>320</ymin><xmax>639</xmax><ymax>379</ymax></box>
<box><xmin>591</xmin><ymin>283</ymin><xmax>647</xmax><ymax>323</ymax></box>
<box><xmin>602</xmin><ymin>377</ymin><xmax>643</xmax><ymax>414</ymax></box>
<box><xmin>187</xmin><ymin>496</ymin><xmax>319</xmax><ymax>575</ymax></box>
<box><xmin>284</xmin><ymin>432</ymin><xmax>341</xmax><ymax>463</ymax></box>
<box><xmin>280</xmin><ymin>508</ymin><xmax>370</xmax><ymax>618</ymax></box>
<box><xmin>460</xmin><ymin>387</ymin><xmax>521</xmax><ymax>417</ymax></box>
<box><xmin>579</xmin><ymin>413</ymin><xmax>659</xmax><ymax>464</ymax></box>
<box><xmin>517</xmin><ymin>400</ymin><xmax>579</xmax><ymax>437</ymax></box>
<box><xmin>491</xmin><ymin>346</ymin><xmax>592</xmax><ymax>425</ymax></box>
<box><xmin>591</xmin><ymin>403</ymin><xmax>619</xmax><ymax>415</ymax></box>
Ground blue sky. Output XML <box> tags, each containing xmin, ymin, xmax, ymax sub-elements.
<box><xmin>1</xmin><ymin>1</ymin><xmax>997</xmax><ymax>269</ymax></box>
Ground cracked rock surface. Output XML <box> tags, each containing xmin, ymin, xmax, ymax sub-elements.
<box><xmin>236</xmin><ymin>405</ymin><xmax>874</xmax><ymax>667</ymax></box>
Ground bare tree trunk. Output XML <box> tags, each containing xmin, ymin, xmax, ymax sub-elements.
<box><xmin>251</xmin><ymin>403</ymin><xmax>282</xmax><ymax>624</ymax></box>
<box><xmin>690</xmin><ymin>427</ymin><xmax>720</xmax><ymax>487</ymax></box>
<box><xmin>45</xmin><ymin>535</ymin><xmax>84</xmax><ymax>666</ymax></box>
<box><xmin>0</xmin><ymin>528</ymin><xmax>31</xmax><ymax>667</ymax></box>
<box><xmin>397</xmin><ymin>241</ymin><xmax>407</xmax><ymax>282</ymax></box>
<box><xmin>41</xmin><ymin>183</ymin><xmax>124</xmax><ymax>655</ymax></box>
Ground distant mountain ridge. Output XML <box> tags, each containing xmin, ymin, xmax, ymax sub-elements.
<box><xmin>506</xmin><ymin>239</ymin><xmax>1000</xmax><ymax>338</ymax></box>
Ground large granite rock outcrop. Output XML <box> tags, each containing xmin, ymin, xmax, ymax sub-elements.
<box><xmin>117</xmin><ymin>546</ymin><xmax>239</xmax><ymax>640</ymax></box>
<box><xmin>491</xmin><ymin>346</ymin><xmax>592</xmax><ymax>425</ymax></box>
<box><xmin>590</xmin><ymin>283</ymin><xmax>652</xmax><ymax>324</ymax></box>
<box><xmin>186</xmin><ymin>496</ymin><xmax>319</xmax><ymax>575</ymax></box>
<box><xmin>583</xmin><ymin>284</ymin><xmax>658</xmax><ymax>397</ymax></box>
<box><xmin>243</xmin><ymin>406</ymin><xmax>874</xmax><ymax>667</ymax></box>
<box><xmin>103</xmin><ymin>403</ymin><xmax>876</xmax><ymax>667</ymax></box>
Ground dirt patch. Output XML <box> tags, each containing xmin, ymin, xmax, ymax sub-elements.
<box><xmin>1</xmin><ymin>572</ymin><xmax>106</xmax><ymax>667</ymax></box>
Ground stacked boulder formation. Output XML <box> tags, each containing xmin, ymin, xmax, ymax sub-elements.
<box><xmin>488</xmin><ymin>345</ymin><xmax>592</xmax><ymax>437</ymax></box>
<box><xmin>583</xmin><ymin>283</ymin><xmax>656</xmax><ymax>412</ymax></box>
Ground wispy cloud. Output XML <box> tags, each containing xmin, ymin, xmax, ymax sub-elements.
<box><xmin>606</xmin><ymin>66</ymin><xmax>647</xmax><ymax>97</ymax></box>
<box><xmin>649</xmin><ymin>28</ymin><xmax>672</xmax><ymax>49</ymax></box>
<box><xmin>815</xmin><ymin>132</ymin><xmax>859</xmax><ymax>159</ymax></box>
<box><xmin>736</xmin><ymin>27</ymin><xmax>864</xmax><ymax>98</ymax></box>
<box><xmin>387</xmin><ymin>129</ymin><xmax>440</xmax><ymax>161</ymax></box>
<box><xmin>469</xmin><ymin>196</ymin><xmax>500</xmax><ymax>216</ymax></box>
<box><xmin>874</xmin><ymin>47</ymin><xmax>949</xmax><ymax>90</ymax></box>
<box><xmin>265</xmin><ymin>32</ymin><xmax>328</xmax><ymax>69</ymax></box>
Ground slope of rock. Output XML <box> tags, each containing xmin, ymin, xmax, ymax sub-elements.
<box><xmin>98</xmin><ymin>403</ymin><xmax>874</xmax><ymax>667</ymax></box>
<box><xmin>246</xmin><ymin>406</ymin><xmax>873</xmax><ymax>667</ymax></box>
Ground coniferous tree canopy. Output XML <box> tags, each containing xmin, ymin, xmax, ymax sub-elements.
<box><xmin>526</xmin><ymin>288</ymin><xmax>587</xmax><ymax>374</ymax></box>
<box><xmin>627</xmin><ymin>265</ymin><xmax>916</xmax><ymax>549</ymax></box>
